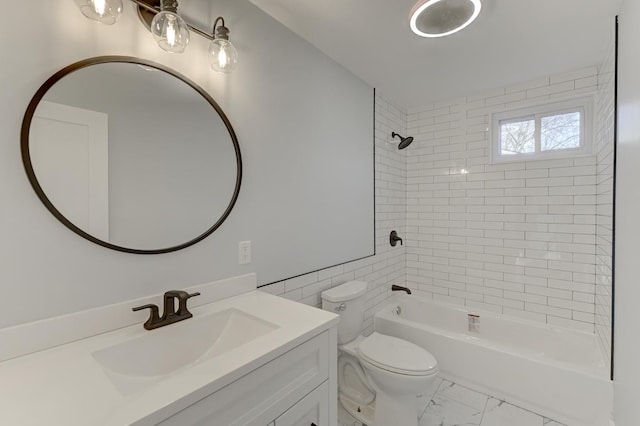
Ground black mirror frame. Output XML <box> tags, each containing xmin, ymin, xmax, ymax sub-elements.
<box><xmin>21</xmin><ymin>56</ymin><xmax>242</xmax><ymax>254</ymax></box>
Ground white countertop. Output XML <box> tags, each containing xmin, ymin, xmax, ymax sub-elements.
<box><xmin>0</xmin><ymin>290</ymin><xmax>338</xmax><ymax>426</ymax></box>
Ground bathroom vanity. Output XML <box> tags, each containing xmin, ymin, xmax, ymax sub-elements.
<box><xmin>0</xmin><ymin>274</ymin><xmax>338</xmax><ymax>425</ymax></box>
<box><xmin>157</xmin><ymin>332</ymin><xmax>331</xmax><ymax>426</ymax></box>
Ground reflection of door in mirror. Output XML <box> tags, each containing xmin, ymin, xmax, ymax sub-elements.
<box><xmin>30</xmin><ymin>100</ymin><xmax>109</xmax><ymax>241</ymax></box>
<box><xmin>22</xmin><ymin>57</ymin><xmax>242</xmax><ymax>254</ymax></box>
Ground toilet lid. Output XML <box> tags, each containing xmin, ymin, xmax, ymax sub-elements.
<box><xmin>358</xmin><ymin>332</ymin><xmax>438</xmax><ymax>376</ymax></box>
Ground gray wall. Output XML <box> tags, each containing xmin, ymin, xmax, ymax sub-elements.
<box><xmin>261</xmin><ymin>93</ymin><xmax>408</xmax><ymax>337</ymax></box>
<box><xmin>1</xmin><ymin>0</ymin><xmax>373</xmax><ymax>328</ymax></box>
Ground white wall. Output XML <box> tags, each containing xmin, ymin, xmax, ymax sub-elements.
<box><xmin>404</xmin><ymin>66</ymin><xmax>613</xmax><ymax>335</ymax></box>
<box><xmin>263</xmin><ymin>62</ymin><xmax>618</xmax><ymax>359</ymax></box>
<box><xmin>261</xmin><ymin>93</ymin><xmax>408</xmax><ymax>335</ymax></box>
<box><xmin>614</xmin><ymin>2</ymin><xmax>640</xmax><ymax>424</ymax></box>
<box><xmin>1</xmin><ymin>0</ymin><xmax>374</xmax><ymax>328</ymax></box>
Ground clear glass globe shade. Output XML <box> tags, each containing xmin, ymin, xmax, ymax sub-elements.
<box><xmin>74</xmin><ymin>0</ymin><xmax>123</xmax><ymax>25</ymax></box>
<box><xmin>209</xmin><ymin>39</ymin><xmax>238</xmax><ymax>73</ymax></box>
<box><xmin>151</xmin><ymin>11</ymin><xmax>190</xmax><ymax>53</ymax></box>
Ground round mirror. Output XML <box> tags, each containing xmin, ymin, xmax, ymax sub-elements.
<box><xmin>21</xmin><ymin>56</ymin><xmax>242</xmax><ymax>254</ymax></box>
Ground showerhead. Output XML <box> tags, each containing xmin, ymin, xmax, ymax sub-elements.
<box><xmin>391</xmin><ymin>132</ymin><xmax>414</xmax><ymax>150</ymax></box>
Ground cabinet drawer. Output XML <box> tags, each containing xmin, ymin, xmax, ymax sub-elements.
<box><xmin>158</xmin><ymin>331</ymin><xmax>329</xmax><ymax>426</ymax></box>
<box><xmin>275</xmin><ymin>381</ymin><xmax>328</xmax><ymax>426</ymax></box>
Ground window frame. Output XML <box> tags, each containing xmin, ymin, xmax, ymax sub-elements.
<box><xmin>489</xmin><ymin>95</ymin><xmax>594</xmax><ymax>164</ymax></box>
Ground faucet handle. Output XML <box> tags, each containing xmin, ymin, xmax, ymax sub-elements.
<box><xmin>132</xmin><ymin>303</ymin><xmax>159</xmax><ymax>313</ymax></box>
<box><xmin>390</xmin><ymin>230</ymin><xmax>403</xmax><ymax>247</ymax></box>
<box><xmin>175</xmin><ymin>291</ymin><xmax>200</xmax><ymax>316</ymax></box>
<box><xmin>132</xmin><ymin>304</ymin><xmax>161</xmax><ymax>330</ymax></box>
<box><xmin>164</xmin><ymin>290</ymin><xmax>200</xmax><ymax>300</ymax></box>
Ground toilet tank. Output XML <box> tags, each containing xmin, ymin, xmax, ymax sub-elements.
<box><xmin>321</xmin><ymin>281</ymin><xmax>368</xmax><ymax>344</ymax></box>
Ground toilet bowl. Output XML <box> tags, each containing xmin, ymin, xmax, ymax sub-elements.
<box><xmin>321</xmin><ymin>281</ymin><xmax>439</xmax><ymax>426</ymax></box>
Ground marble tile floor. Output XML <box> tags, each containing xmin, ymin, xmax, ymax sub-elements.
<box><xmin>338</xmin><ymin>377</ymin><xmax>567</xmax><ymax>426</ymax></box>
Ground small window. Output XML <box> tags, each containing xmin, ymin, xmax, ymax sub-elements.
<box><xmin>490</xmin><ymin>96</ymin><xmax>593</xmax><ymax>163</ymax></box>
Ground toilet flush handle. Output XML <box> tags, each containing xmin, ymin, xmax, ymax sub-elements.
<box><xmin>335</xmin><ymin>303</ymin><xmax>347</xmax><ymax>311</ymax></box>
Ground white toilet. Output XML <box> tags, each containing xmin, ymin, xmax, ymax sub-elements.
<box><xmin>321</xmin><ymin>281</ymin><xmax>439</xmax><ymax>426</ymax></box>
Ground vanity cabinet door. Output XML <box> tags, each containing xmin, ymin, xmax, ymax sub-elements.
<box><xmin>157</xmin><ymin>332</ymin><xmax>328</xmax><ymax>426</ymax></box>
<box><xmin>275</xmin><ymin>381</ymin><xmax>328</xmax><ymax>426</ymax></box>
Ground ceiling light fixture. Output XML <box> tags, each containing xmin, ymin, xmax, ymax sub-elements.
<box><xmin>74</xmin><ymin>0</ymin><xmax>239</xmax><ymax>72</ymax></box>
<box><xmin>409</xmin><ymin>0</ymin><xmax>481</xmax><ymax>38</ymax></box>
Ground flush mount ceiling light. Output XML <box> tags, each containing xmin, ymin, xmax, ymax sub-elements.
<box><xmin>74</xmin><ymin>0</ymin><xmax>239</xmax><ymax>73</ymax></box>
<box><xmin>409</xmin><ymin>0</ymin><xmax>481</xmax><ymax>38</ymax></box>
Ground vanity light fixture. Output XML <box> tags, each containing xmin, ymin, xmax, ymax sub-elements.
<box><xmin>409</xmin><ymin>0</ymin><xmax>481</xmax><ymax>38</ymax></box>
<box><xmin>74</xmin><ymin>0</ymin><xmax>239</xmax><ymax>72</ymax></box>
<box><xmin>150</xmin><ymin>0</ymin><xmax>190</xmax><ymax>53</ymax></box>
<box><xmin>74</xmin><ymin>0</ymin><xmax>123</xmax><ymax>25</ymax></box>
<box><xmin>209</xmin><ymin>17</ymin><xmax>238</xmax><ymax>74</ymax></box>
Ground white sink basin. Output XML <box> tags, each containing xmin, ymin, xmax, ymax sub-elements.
<box><xmin>0</xmin><ymin>285</ymin><xmax>341</xmax><ymax>426</ymax></box>
<box><xmin>92</xmin><ymin>308</ymin><xmax>278</xmax><ymax>393</ymax></box>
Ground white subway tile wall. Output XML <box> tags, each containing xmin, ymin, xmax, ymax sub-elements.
<box><xmin>405</xmin><ymin>65</ymin><xmax>613</xmax><ymax>339</ymax></box>
<box><xmin>260</xmin><ymin>93</ymin><xmax>408</xmax><ymax>335</ymax></box>
<box><xmin>595</xmin><ymin>32</ymin><xmax>615</xmax><ymax>371</ymax></box>
<box><xmin>260</xmin><ymin>65</ymin><xmax>614</xmax><ymax>368</ymax></box>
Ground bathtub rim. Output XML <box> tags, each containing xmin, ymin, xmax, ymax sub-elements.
<box><xmin>375</xmin><ymin>293</ymin><xmax>609</xmax><ymax>379</ymax></box>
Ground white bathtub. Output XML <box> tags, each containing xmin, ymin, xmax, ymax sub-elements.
<box><xmin>374</xmin><ymin>294</ymin><xmax>612</xmax><ymax>426</ymax></box>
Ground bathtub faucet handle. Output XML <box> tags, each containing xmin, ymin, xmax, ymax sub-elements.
<box><xmin>390</xmin><ymin>230</ymin><xmax>403</xmax><ymax>247</ymax></box>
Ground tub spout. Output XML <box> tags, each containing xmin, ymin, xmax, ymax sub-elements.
<box><xmin>392</xmin><ymin>284</ymin><xmax>412</xmax><ymax>295</ymax></box>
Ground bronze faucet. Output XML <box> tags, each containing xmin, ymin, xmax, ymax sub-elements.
<box><xmin>132</xmin><ymin>290</ymin><xmax>201</xmax><ymax>330</ymax></box>
<box><xmin>391</xmin><ymin>284</ymin><xmax>412</xmax><ymax>295</ymax></box>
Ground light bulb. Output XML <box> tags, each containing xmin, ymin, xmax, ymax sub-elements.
<box><xmin>166</xmin><ymin>20</ymin><xmax>177</xmax><ymax>47</ymax></box>
<box><xmin>209</xmin><ymin>39</ymin><xmax>238</xmax><ymax>73</ymax></box>
<box><xmin>218</xmin><ymin>49</ymin><xmax>228</xmax><ymax>68</ymax></box>
<box><xmin>74</xmin><ymin>0</ymin><xmax>123</xmax><ymax>25</ymax></box>
<box><xmin>93</xmin><ymin>0</ymin><xmax>106</xmax><ymax>16</ymax></box>
<box><xmin>151</xmin><ymin>11</ymin><xmax>190</xmax><ymax>53</ymax></box>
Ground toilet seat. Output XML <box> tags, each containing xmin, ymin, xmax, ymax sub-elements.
<box><xmin>358</xmin><ymin>332</ymin><xmax>438</xmax><ymax>376</ymax></box>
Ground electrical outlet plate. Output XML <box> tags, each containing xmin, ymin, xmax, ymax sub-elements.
<box><xmin>239</xmin><ymin>241</ymin><xmax>251</xmax><ymax>264</ymax></box>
